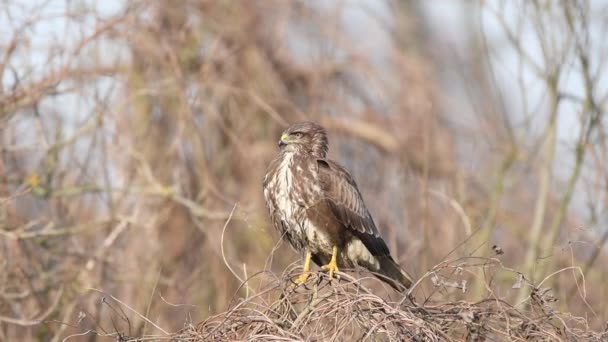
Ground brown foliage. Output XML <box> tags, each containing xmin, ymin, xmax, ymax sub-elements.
<box><xmin>1</xmin><ymin>1</ymin><xmax>607</xmax><ymax>340</ymax></box>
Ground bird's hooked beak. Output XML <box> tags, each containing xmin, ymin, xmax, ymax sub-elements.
<box><xmin>278</xmin><ymin>133</ymin><xmax>288</xmax><ymax>148</ymax></box>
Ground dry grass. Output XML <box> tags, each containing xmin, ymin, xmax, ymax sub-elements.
<box><xmin>112</xmin><ymin>259</ymin><xmax>605</xmax><ymax>341</ymax></box>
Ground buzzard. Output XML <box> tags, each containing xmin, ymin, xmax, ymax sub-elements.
<box><xmin>263</xmin><ymin>121</ymin><xmax>413</xmax><ymax>291</ymax></box>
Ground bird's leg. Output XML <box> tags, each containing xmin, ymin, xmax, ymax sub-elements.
<box><xmin>321</xmin><ymin>246</ymin><xmax>340</xmax><ymax>279</ymax></box>
<box><xmin>295</xmin><ymin>250</ymin><xmax>312</xmax><ymax>284</ymax></box>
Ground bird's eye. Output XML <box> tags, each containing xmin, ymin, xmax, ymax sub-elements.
<box><xmin>293</xmin><ymin>132</ymin><xmax>303</xmax><ymax>138</ymax></box>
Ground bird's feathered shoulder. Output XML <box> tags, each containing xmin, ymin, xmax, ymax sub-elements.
<box><xmin>316</xmin><ymin>159</ymin><xmax>389</xmax><ymax>256</ymax></box>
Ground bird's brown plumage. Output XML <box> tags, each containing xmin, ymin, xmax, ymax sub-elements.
<box><xmin>263</xmin><ymin>121</ymin><xmax>413</xmax><ymax>291</ymax></box>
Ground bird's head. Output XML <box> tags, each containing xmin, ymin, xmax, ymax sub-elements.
<box><xmin>278</xmin><ymin>121</ymin><xmax>329</xmax><ymax>158</ymax></box>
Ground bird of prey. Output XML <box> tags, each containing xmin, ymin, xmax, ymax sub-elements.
<box><xmin>263</xmin><ymin>121</ymin><xmax>413</xmax><ymax>291</ymax></box>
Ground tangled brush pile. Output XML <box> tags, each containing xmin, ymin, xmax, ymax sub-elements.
<box><xmin>172</xmin><ymin>259</ymin><xmax>606</xmax><ymax>341</ymax></box>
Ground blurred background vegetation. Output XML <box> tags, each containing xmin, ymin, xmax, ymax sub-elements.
<box><xmin>1</xmin><ymin>0</ymin><xmax>607</xmax><ymax>340</ymax></box>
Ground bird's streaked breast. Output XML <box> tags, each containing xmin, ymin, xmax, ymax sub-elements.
<box><xmin>274</xmin><ymin>152</ymin><xmax>295</xmax><ymax>218</ymax></box>
<box><xmin>263</xmin><ymin>152</ymin><xmax>306</xmax><ymax>249</ymax></box>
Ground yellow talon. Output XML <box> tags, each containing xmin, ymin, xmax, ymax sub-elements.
<box><xmin>321</xmin><ymin>246</ymin><xmax>340</xmax><ymax>279</ymax></box>
<box><xmin>294</xmin><ymin>250</ymin><xmax>312</xmax><ymax>285</ymax></box>
<box><xmin>294</xmin><ymin>273</ymin><xmax>309</xmax><ymax>284</ymax></box>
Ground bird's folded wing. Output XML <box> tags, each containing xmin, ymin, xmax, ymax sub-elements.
<box><xmin>316</xmin><ymin>159</ymin><xmax>390</xmax><ymax>256</ymax></box>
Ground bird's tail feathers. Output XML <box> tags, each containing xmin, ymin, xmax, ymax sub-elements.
<box><xmin>376</xmin><ymin>256</ymin><xmax>413</xmax><ymax>292</ymax></box>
